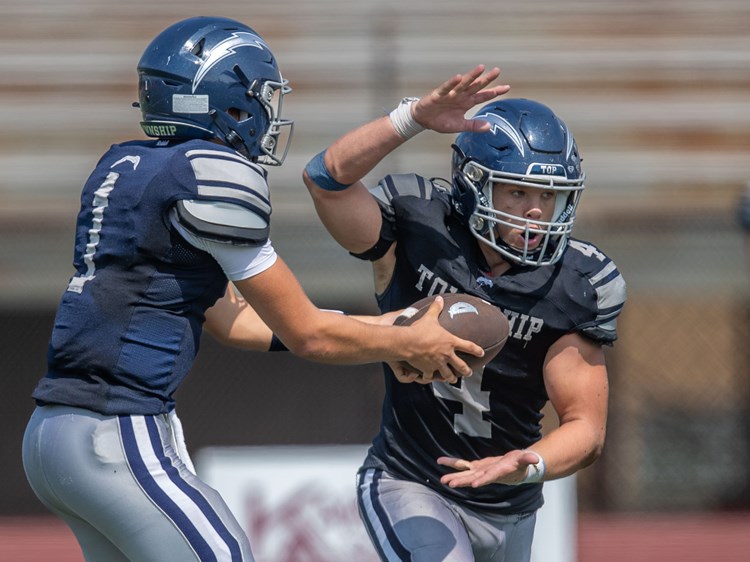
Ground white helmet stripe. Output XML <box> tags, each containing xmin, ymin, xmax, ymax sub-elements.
<box><xmin>474</xmin><ymin>112</ymin><xmax>525</xmax><ymax>156</ymax></box>
<box><xmin>193</xmin><ymin>32</ymin><xmax>266</xmax><ymax>92</ymax></box>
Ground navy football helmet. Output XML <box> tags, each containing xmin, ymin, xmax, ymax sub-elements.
<box><xmin>136</xmin><ymin>16</ymin><xmax>293</xmax><ymax>165</ymax></box>
<box><xmin>452</xmin><ymin>99</ymin><xmax>585</xmax><ymax>266</ymax></box>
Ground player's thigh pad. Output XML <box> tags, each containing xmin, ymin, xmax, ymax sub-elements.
<box><xmin>357</xmin><ymin>468</ymin><xmax>537</xmax><ymax>562</ymax></box>
<box><xmin>461</xmin><ymin>505</ymin><xmax>536</xmax><ymax>562</ymax></box>
<box><xmin>357</xmin><ymin>468</ymin><xmax>473</xmax><ymax>562</ymax></box>
<box><xmin>22</xmin><ymin>405</ymin><xmax>254</xmax><ymax>562</ymax></box>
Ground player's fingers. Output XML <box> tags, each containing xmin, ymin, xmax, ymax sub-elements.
<box><xmin>396</xmin><ymin>372</ymin><xmax>420</xmax><ymax>383</ymax></box>
<box><xmin>433</xmin><ymin>365</ymin><xmax>459</xmax><ymax>384</ymax></box>
<box><xmin>444</xmin><ymin>353</ymin><xmax>471</xmax><ymax>378</ymax></box>
<box><xmin>437</xmin><ymin>457</ymin><xmax>474</xmax><ymax>470</ymax></box>
<box><xmin>454</xmin><ymin>336</ymin><xmax>484</xmax><ymax>360</ymax></box>
<box><xmin>417</xmin><ymin>368</ymin><xmax>439</xmax><ymax>383</ymax></box>
<box><xmin>520</xmin><ymin>450</ymin><xmax>543</xmax><ymax>466</ymax></box>
<box><xmin>431</xmin><ymin>368</ymin><xmax>463</xmax><ymax>383</ymax></box>
<box><xmin>441</xmin><ymin>471</ymin><xmax>483</xmax><ymax>488</ymax></box>
<box><xmin>390</xmin><ymin>362</ymin><xmax>421</xmax><ymax>383</ymax></box>
<box><xmin>466</xmin><ymin>66</ymin><xmax>501</xmax><ymax>93</ymax></box>
<box><xmin>456</xmin><ymin>64</ymin><xmax>486</xmax><ymax>88</ymax></box>
<box><xmin>435</xmin><ymin>74</ymin><xmax>464</xmax><ymax>96</ymax></box>
<box><xmin>421</xmin><ymin>295</ymin><xmax>445</xmax><ymax>321</ymax></box>
<box><xmin>473</xmin><ymin>84</ymin><xmax>511</xmax><ymax>106</ymax></box>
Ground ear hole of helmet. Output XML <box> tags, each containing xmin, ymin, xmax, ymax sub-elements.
<box><xmin>451</xmin><ymin>167</ymin><xmax>491</xmax><ymax>237</ymax></box>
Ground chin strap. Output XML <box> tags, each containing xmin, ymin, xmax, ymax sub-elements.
<box><xmin>209</xmin><ymin>109</ymin><xmax>252</xmax><ymax>158</ymax></box>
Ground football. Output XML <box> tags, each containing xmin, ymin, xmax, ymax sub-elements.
<box><xmin>394</xmin><ymin>293</ymin><xmax>510</xmax><ymax>374</ymax></box>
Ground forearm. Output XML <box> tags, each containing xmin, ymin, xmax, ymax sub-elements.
<box><xmin>307</xmin><ymin>65</ymin><xmax>509</xmax><ymax>193</ymax></box>
<box><xmin>288</xmin><ymin>312</ymin><xmax>412</xmax><ymax>364</ymax></box>
<box><xmin>528</xmin><ymin>419</ymin><xmax>606</xmax><ymax>480</ymax></box>
<box><xmin>233</xmin><ymin>259</ymin><xmax>477</xmax><ymax>375</ymax></box>
<box><xmin>204</xmin><ymin>286</ymin><xmax>273</xmax><ymax>351</ymax></box>
<box><xmin>323</xmin><ymin>115</ymin><xmax>408</xmax><ymax>186</ymax></box>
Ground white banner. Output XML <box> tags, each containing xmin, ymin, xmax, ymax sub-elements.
<box><xmin>195</xmin><ymin>445</ymin><xmax>575</xmax><ymax>562</ymax></box>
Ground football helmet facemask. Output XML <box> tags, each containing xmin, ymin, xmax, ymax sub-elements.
<box><xmin>136</xmin><ymin>16</ymin><xmax>293</xmax><ymax>165</ymax></box>
<box><xmin>451</xmin><ymin>98</ymin><xmax>585</xmax><ymax>266</ymax></box>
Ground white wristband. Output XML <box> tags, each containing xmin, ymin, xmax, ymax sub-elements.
<box><xmin>389</xmin><ymin>97</ymin><xmax>425</xmax><ymax>140</ymax></box>
<box><xmin>517</xmin><ymin>451</ymin><xmax>546</xmax><ymax>485</ymax></box>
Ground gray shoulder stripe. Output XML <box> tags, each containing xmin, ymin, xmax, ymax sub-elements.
<box><xmin>188</xmin><ymin>152</ymin><xmax>267</xmax><ymax>193</ymax></box>
<box><xmin>369</xmin><ymin>182</ymin><xmax>392</xmax><ymax>207</ymax></box>
<box><xmin>590</xmin><ymin>261</ymin><xmax>617</xmax><ymax>285</ymax></box>
<box><xmin>597</xmin><ymin>308</ymin><xmax>622</xmax><ymax>321</ymax></box>
<box><xmin>197</xmin><ymin>185</ymin><xmax>271</xmax><ymax>215</ymax></box>
<box><xmin>186</xmin><ymin>148</ymin><xmax>263</xmax><ymax>171</ymax></box>
<box><xmin>385</xmin><ymin>174</ymin><xmax>429</xmax><ymax>199</ymax></box>
<box><xmin>595</xmin><ymin>318</ymin><xmax>618</xmax><ymax>334</ymax></box>
<box><xmin>595</xmin><ymin>274</ymin><xmax>627</xmax><ymax>310</ymax></box>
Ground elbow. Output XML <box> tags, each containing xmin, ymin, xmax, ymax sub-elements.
<box><xmin>303</xmin><ymin>169</ymin><xmax>343</xmax><ymax>203</ymax></box>
<box><xmin>302</xmin><ymin>168</ymin><xmax>317</xmax><ymax>193</ymax></box>
<box><xmin>583</xmin><ymin>427</ymin><xmax>607</xmax><ymax>468</ymax></box>
<box><xmin>584</xmin><ymin>444</ymin><xmax>603</xmax><ymax>468</ymax></box>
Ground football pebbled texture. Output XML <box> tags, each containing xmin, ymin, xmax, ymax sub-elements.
<box><xmin>394</xmin><ymin>293</ymin><xmax>510</xmax><ymax>374</ymax></box>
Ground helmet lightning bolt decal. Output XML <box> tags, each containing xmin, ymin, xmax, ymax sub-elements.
<box><xmin>193</xmin><ymin>32</ymin><xmax>267</xmax><ymax>92</ymax></box>
<box><xmin>474</xmin><ymin>112</ymin><xmax>525</xmax><ymax>156</ymax></box>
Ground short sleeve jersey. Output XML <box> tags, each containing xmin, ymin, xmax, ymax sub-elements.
<box><xmin>33</xmin><ymin>139</ymin><xmax>273</xmax><ymax>415</ymax></box>
<box><xmin>358</xmin><ymin>174</ymin><xmax>627</xmax><ymax>514</ymax></box>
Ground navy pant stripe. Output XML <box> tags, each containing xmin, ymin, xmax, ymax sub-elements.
<box><xmin>142</xmin><ymin>416</ymin><xmax>243</xmax><ymax>561</ymax></box>
<box><xmin>119</xmin><ymin>415</ymin><xmax>245</xmax><ymax>561</ymax></box>
<box><xmin>359</xmin><ymin>469</ymin><xmax>411</xmax><ymax>561</ymax></box>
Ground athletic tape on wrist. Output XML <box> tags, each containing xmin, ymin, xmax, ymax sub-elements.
<box><xmin>517</xmin><ymin>451</ymin><xmax>546</xmax><ymax>485</ymax></box>
<box><xmin>389</xmin><ymin>97</ymin><xmax>425</xmax><ymax>140</ymax></box>
<box><xmin>305</xmin><ymin>150</ymin><xmax>352</xmax><ymax>192</ymax></box>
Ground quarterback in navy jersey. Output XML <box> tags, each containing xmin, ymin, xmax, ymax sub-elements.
<box><xmin>21</xmin><ymin>18</ymin><xmax>482</xmax><ymax>562</ymax></box>
<box><xmin>304</xmin><ymin>66</ymin><xmax>626</xmax><ymax>561</ymax></box>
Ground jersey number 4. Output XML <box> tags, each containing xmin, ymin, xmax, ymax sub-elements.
<box><xmin>432</xmin><ymin>371</ymin><xmax>492</xmax><ymax>438</ymax></box>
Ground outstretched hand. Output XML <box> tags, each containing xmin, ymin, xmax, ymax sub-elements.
<box><xmin>437</xmin><ymin>449</ymin><xmax>542</xmax><ymax>488</ymax></box>
<box><xmin>411</xmin><ymin>65</ymin><xmax>511</xmax><ymax>134</ymax></box>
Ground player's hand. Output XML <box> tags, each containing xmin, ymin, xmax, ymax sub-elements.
<box><xmin>388</xmin><ymin>361</ymin><xmax>458</xmax><ymax>385</ymax></box>
<box><xmin>389</xmin><ymin>362</ymin><xmax>436</xmax><ymax>384</ymax></box>
<box><xmin>402</xmin><ymin>296</ymin><xmax>483</xmax><ymax>382</ymax></box>
<box><xmin>412</xmin><ymin>64</ymin><xmax>511</xmax><ymax>134</ymax></box>
<box><xmin>437</xmin><ymin>449</ymin><xmax>542</xmax><ymax>488</ymax></box>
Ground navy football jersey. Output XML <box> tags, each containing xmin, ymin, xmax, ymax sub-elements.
<box><xmin>359</xmin><ymin>174</ymin><xmax>626</xmax><ymax>513</ymax></box>
<box><xmin>33</xmin><ymin>139</ymin><xmax>272</xmax><ymax>415</ymax></box>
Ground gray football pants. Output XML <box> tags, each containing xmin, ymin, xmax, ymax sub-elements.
<box><xmin>22</xmin><ymin>405</ymin><xmax>254</xmax><ymax>562</ymax></box>
<box><xmin>357</xmin><ymin>468</ymin><xmax>536</xmax><ymax>562</ymax></box>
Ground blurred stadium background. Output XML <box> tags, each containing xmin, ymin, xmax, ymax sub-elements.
<box><xmin>2</xmin><ymin>0</ymin><xmax>750</xmax><ymax>560</ymax></box>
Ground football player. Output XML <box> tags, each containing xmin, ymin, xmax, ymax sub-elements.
<box><xmin>21</xmin><ymin>18</ymin><xmax>482</xmax><ymax>562</ymax></box>
<box><xmin>303</xmin><ymin>66</ymin><xmax>627</xmax><ymax>561</ymax></box>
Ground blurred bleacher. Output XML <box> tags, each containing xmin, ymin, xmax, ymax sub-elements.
<box><xmin>2</xmin><ymin>0</ymin><xmax>749</xmax><ymax>306</ymax></box>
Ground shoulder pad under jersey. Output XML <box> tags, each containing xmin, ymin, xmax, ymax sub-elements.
<box><xmin>566</xmin><ymin>239</ymin><xmax>627</xmax><ymax>343</ymax></box>
<box><xmin>369</xmin><ymin>173</ymin><xmax>448</xmax><ymax>212</ymax></box>
<box><xmin>174</xmin><ymin>199</ymin><xmax>269</xmax><ymax>245</ymax></box>
<box><xmin>175</xmin><ymin>148</ymin><xmax>272</xmax><ymax>245</ymax></box>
